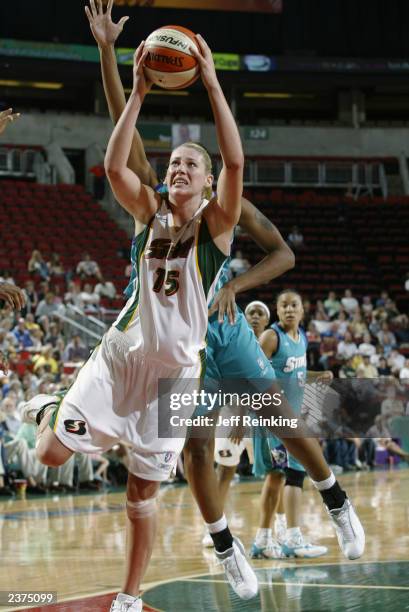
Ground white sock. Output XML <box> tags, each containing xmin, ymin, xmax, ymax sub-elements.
<box><xmin>286</xmin><ymin>526</ymin><xmax>302</xmax><ymax>541</ymax></box>
<box><xmin>255</xmin><ymin>527</ymin><xmax>272</xmax><ymax>545</ymax></box>
<box><xmin>206</xmin><ymin>514</ymin><xmax>228</xmax><ymax>534</ymax></box>
<box><xmin>116</xmin><ymin>593</ymin><xmax>139</xmax><ymax>603</ymax></box>
<box><xmin>275</xmin><ymin>513</ymin><xmax>286</xmax><ymax>525</ymax></box>
<box><xmin>311</xmin><ymin>471</ymin><xmax>335</xmax><ymax>491</ymax></box>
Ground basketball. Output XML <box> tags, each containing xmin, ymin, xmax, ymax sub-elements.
<box><xmin>143</xmin><ymin>25</ymin><xmax>200</xmax><ymax>90</ymax></box>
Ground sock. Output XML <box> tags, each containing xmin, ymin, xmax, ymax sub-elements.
<box><xmin>206</xmin><ymin>515</ymin><xmax>233</xmax><ymax>553</ymax></box>
<box><xmin>116</xmin><ymin>593</ymin><xmax>139</xmax><ymax>603</ymax></box>
<box><xmin>255</xmin><ymin>527</ymin><xmax>272</xmax><ymax>546</ymax></box>
<box><xmin>312</xmin><ymin>473</ymin><xmax>347</xmax><ymax>510</ymax></box>
<box><xmin>286</xmin><ymin>526</ymin><xmax>302</xmax><ymax>541</ymax></box>
<box><xmin>275</xmin><ymin>513</ymin><xmax>286</xmax><ymax>525</ymax></box>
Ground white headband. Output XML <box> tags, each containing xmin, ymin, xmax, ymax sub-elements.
<box><xmin>245</xmin><ymin>301</ymin><xmax>270</xmax><ymax>320</ymax></box>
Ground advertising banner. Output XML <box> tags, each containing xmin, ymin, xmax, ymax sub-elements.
<box><xmin>103</xmin><ymin>0</ymin><xmax>283</xmax><ymax>13</ymax></box>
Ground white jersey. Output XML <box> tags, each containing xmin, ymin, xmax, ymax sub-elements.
<box><xmin>114</xmin><ymin>199</ymin><xmax>227</xmax><ymax>367</ymax></box>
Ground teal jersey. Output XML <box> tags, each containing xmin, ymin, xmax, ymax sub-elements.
<box><xmin>270</xmin><ymin>322</ymin><xmax>308</xmax><ymax>413</ymax></box>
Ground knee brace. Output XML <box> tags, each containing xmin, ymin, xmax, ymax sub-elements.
<box><xmin>126</xmin><ymin>496</ymin><xmax>158</xmax><ymax>519</ymax></box>
<box><xmin>284</xmin><ymin>467</ymin><xmax>306</xmax><ymax>489</ymax></box>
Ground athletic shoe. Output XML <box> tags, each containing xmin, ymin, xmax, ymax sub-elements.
<box><xmin>216</xmin><ymin>537</ymin><xmax>258</xmax><ymax>600</ymax></box>
<box><xmin>282</xmin><ymin>533</ymin><xmax>328</xmax><ymax>558</ymax></box>
<box><xmin>274</xmin><ymin>515</ymin><xmax>287</xmax><ymax>545</ymax></box>
<box><xmin>110</xmin><ymin>594</ymin><xmax>142</xmax><ymax>611</ymax></box>
<box><xmin>22</xmin><ymin>394</ymin><xmax>58</xmax><ymax>425</ymax></box>
<box><xmin>250</xmin><ymin>538</ymin><xmax>285</xmax><ymax>559</ymax></box>
<box><xmin>202</xmin><ymin>529</ymin><xmax>214</xmax><ymax>548</ymax></box>
<box><xmin>328</xmin><ymin>498</ymin><xmax>365</xmax><ymax>560</ymax></box>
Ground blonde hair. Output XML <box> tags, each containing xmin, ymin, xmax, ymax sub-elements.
<box><xmin>169</xmin><ymin>142</ymin><xmax>214</xmax><ymax>201</ymax></box>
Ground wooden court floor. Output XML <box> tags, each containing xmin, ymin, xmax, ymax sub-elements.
<box><xmin>0</xmin><ymin>468</ymin><xmax>408</xmax><ymax>612</ymax></box>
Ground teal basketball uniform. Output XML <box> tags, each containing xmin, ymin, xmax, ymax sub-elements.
<box><xmin>253</xmin><ymin>323</ymin><xmax>308</xmax><ymax>477</ymax></box>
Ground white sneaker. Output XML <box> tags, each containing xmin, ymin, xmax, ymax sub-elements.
<box><xmin>202</xmin><ymin>529</ymin><xmax>214</xmax><ymax>548</ymax></box>
<box><xmin>274</xmin><ymin>515</ymin><xmax>287</xmax><ymax>545</ymax></box>
<box><xmin>216</xmin><ymin>537</ymin><xmax>258</xmax><ymax>600</ymax></box>
<box><xmin>328</xmin><ymin>498</ymin><xmax>365</xmax><ymax>560</ymax></box>
<box><xmin>110</xmin><ymin>594</ymin><xmax>142</xmax><ymax>611</ymax></box>
<box><xmin>282</xmin><ymin>533</ymin><xmax>328</xmax><ymax>558</ymax></box>
<box><xmin>250</xmin><ymin>537</ymin><xmax>285</xmax><ymax>559</ymax></box>
<box><xmin>22</xmin><ymin>394</ymin><xmax>59</xmax><ymax>425</ymax></box>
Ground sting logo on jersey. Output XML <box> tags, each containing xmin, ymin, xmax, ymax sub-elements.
<box><xmin>146</xmin><ymin>237</ymin><xmax>194</xmax><ymax>260</ymax></box>
<box><xmin>64</xmin><ymin>419</ymin><xmax>87</xmax><ymax>435</ymax></box>
<box><xmin>283</xmin><ymin>355</ymin><xmax>307</xmax><ymax>373</ymax></box>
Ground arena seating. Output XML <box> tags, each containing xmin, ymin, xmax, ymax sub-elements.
<box><xmin>0</xmin><ymin>180</ymin><xmax>130</xmax><ymax>304</ymax></box>
<box><xmin>238</xmin><ymin>188</ymin><xmax>409</xmax><ymax>311</ymax></box>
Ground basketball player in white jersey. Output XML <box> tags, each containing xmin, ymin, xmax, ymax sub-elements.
<box><xmin>23</xmin><ymin>34</ymin><xmax>252</xmax><ymax>611</ymax></box>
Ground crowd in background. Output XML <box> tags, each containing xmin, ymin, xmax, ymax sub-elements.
<box><xmin>1</xmin><ymin>243</ymin><xmax>408</xmax><ymax>498</ymax></box>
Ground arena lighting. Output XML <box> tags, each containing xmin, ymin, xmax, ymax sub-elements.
<box><xmin>243</xmin><ymin>92</ymin><xmax>316</xmax><ymax>99</ymax></box>
<box><xmin>0</xmin><ymin>79</ymin><xmax>63</xmax><ymax>90</ymax></box>
<box><xmin>124</xmin><ymin>87</ymin><xmax>189</xmax><ymax>96</ymax></box>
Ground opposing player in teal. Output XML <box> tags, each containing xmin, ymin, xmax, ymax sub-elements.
<box><xmin>251</xmin><ymin>289</ymin><xmax>332</xmax><ymax>559</ymax></box>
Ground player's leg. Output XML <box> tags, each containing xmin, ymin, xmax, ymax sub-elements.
<box><xmin>23</xmin><ymin>394</ymin><xmax>73</xmax><ymax>467</ymax></box>
<box><xmin>274</xmin><ymin>486</ymin><xmax>287</xmax><ymax>544</ymax></box>
<box><xmin>184</xmin><ymin>434</ymin><xmax>258</xmax><ymax>600</ymax></box>
<box><xmin>251</xmin><ymin>470</ymin><xmax>285</xmax><ymax>559</ymax></box>
<box><xmin>282</xmin><ymin>465</ymin><xmax>327</xmax><ymax>559</ymax></box>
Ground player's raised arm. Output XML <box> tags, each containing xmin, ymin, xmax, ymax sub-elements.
<box><xmin>85</xmin><ymin>0</ymin><xmax>158</xmax><ymax>187</ymax></box>
<box><xmin>209</xmin><ymin>198</ymin><xmax>295</xmax><ymax>323</ymax></box>
<box><xmin>104</xmin><ymin>43</ymin><xmax>159</xmax><ymax>223</ymax></box>
<box><xmin>191</xmin><ymin>35</ymin><xmax>243</xmax><ymax>232</ymax></box>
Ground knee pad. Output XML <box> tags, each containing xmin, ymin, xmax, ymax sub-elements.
<box><xmin>284</xmin><ymin>467</ymin><xmax>306</xmax><ymax>489</ymax></box>
<box><xmin>126</xmin><ymin>496</ymin><xmax>157</xmax><ymax>519</ymax></box>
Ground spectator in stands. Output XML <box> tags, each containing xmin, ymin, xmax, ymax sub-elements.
<box><xmin>28</xmin><ymin>250</ymin><xmax>50</xmax><ymax>281</ymax></box>
<box><xmin>0</xmin><ymin>328</ymin><xmax>15</xmax><ymax>355</ymax></box>
<box><xmin>333</xmin><ymin>310</ymin><xmax>349</xmax><ymax>338</ymax></box>
<box><xmin>13</xmin><ymin>318</ymin><xmax>33</xmax><ymax>350</ymax></box>
<box><xmin>341</xmin><ymin>289</ymin><xmax>359</xmax><ymax>315</ymax></box>
<box><xmin>356</xmin><ymin>355</ymin><xmax>378</xmax><ymax>379</ymax></box>
<box><xmin>287</xmin><ymin>225</ymin><xmax>304</xmax><ymax>250</ymax></box>
<box><xmin>29</xmin><ymin>327</ymin><xmax>44</xmax><ymax>353</ymax></box>
<box><xmin>0</xmin><ymin>270</ymin><xmax>15</xmax><ymax>285</ymax></box>
<box><xmin>37</xmin><ymin>281</ymin><xmax>50</xmax><ymax>302</ymax></box>
<box><xmin>124</xmin><ymin>262</ymin><xmax>132</xmax><ymax>278</ymax></box>
<box><xmin>377</xmin><ymin>322</ymin><xmax>397</xmax><ymax>355</ymax></box>
<box><xmin>0</xmin><ymin>108</ymin><xmax>20</xmax><ymax>135</ymax></box>
<box><xmin>44</xmin><ymin>322</ymin><xmax>62</xmax><ymax>348</ymax></box>
<box><xmin>350</xmin><ymin>311</ymin><xmax>368</xmax><ymax>342</ymax></box>
<box><xmin>63</xmin><ymin>335</ymin><xmax>88</xmax><ymax>363</ymax></box>
<box><xmin>64</xmin><ymin>281</ymin><xmax>82</xmax><ymax>308</ymax></box>
<box><xmin>398</xmin><ymin>358</ymin><xmax>409</xmax><ymax>382</ymax></box>
<box><xmin>78</xmin><ymin>282</ymin><xmax>100</xmax><ymax>312</ymax></box>
<box><xmin>228</xmin><ymin>250</ymin><xmax>251</xmax><ymax>277</ymax></box>
<box><xmin>361</xmin><ymin>296</ymin><xmax>373</xmax><ymax>317</ymax></box>
<box><xmin>47</xmin><ymin>253</ymin><xmax>65</xmax><ymax>277</ymax></box>
<box><xmin>35</xmin><ymin>292</ymin><xmax>62</xmax><ymax>320</ymax></box>
<box><xmin>376</xmin><ymin>291</ymin><xmax>390</xmax><ymax>308</ymax></box>
<box><xmin>394</xmin><ymin>314</ymin><xmax>409</xmax><ymax>345</ymax></box>
<box><xmin>358</xmin><ymin>332</ymin><xmax>376</xmax><ymax>357</ymax></box>
<box><xmin>381</xmin><ymin>385</ymin><xmax>404</xmax><ymax>417</ymax></box>
<box><xmin>76</xmin><ymin>252</ymin><xmax>102</xmax><ymax>281</ymax></box>
<box><xmin>324</xmin><ymin>291</ymin><xmax>341</xmax><ymax>319</ymax></box>
<box><xmin>32</xmin><ymin>345</ymin><xmax>59</xmax><ymax>375</ymax></box>
<box><xmin>337</xmin><ymin>331</ymin><xmax>358</xmax><ymax>360</ymax></box>
<box><xmin>94</xmin><ymin>276</ymin><xmax>116</xmax><ymax>300</ymax></box>
<box><xmin>23</xmin><ymin>281</ymin><xmax>39</xmax><ymax>315</ymax></box>
<box><xmin>339</xmin><ymin>357</ymin><xmax>356</xmax><ymax>379</ymax></box>
<box><xmin>314</xmin><ymin>300</ymin><xmax>329</xmax><ymax>322</ymax></box>
<box><xmin>89</xmin><ymin>164</ymin><xmax>106</xmax><ymax>200</ymax></box>
<box><xmin>1</xmin><ymin>396</ymin><xmax>21</xmax><ymax>435</ymax></box>
<box><xmin>377</xmin><ymin>357</ymin><xmax>391</xmax><ymax>377</ymax></box>
<box><xmin>318</xmin><ymin>334</ymin><xmax>338</xmax><ymax>370</ymax></box>
<box><xmin>405</xmin><ymin>272</ymin><xmax>409</xmax><ymax>292</ymax></box>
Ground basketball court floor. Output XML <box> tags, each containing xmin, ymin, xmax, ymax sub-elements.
<box><xmin>1</xmin><ymin>468</ymin><xmax>408</xmax><ymax>612</ymax></box>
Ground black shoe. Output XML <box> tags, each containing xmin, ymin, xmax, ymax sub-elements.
<box><xmin>26</xmin><ymin>485</ymin><xmax>48</xmax><ymax>495</ymax></box>
<box><xmin>79</xmin><ymin>480</ymin><xmax>101</xmax><ymax>491</ymax></box>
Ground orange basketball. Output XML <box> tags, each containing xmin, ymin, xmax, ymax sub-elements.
<box><xmin>143</xmin><ymin>25</ymin><xmax>200</xmax><ymax>90</ymax></box>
